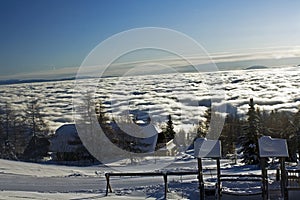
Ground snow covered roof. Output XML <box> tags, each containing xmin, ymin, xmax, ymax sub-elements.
<box><xmin>194</xmin><ymin>138</ymin><xmax>221</xmax><ymax>158</ymax></box>
<box><xmin>49</xmin><ymin>124</ymin><xmax>82</xmax><ymax>153</ymax></box>
<box><xmin>112</xmin><ymin>122</ymin><xmax>159</xmax><ymax>153</ymax></box>
<box><xmin>158</xmin><ymin>139</ymin><xmax>177</xmax><ymax>151</ymax></box>
<box><xmin>258</xmin><ymin>136</ymin><xmax>289</xmax><ymax>157</ymax></box>
<box><xmin>117</xmin><ymin>122</ymin><xmax>159</xmax><ymax>139</ymax></box>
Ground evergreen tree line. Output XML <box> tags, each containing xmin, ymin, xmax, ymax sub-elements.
<box><xmin>96</xmin><ymin>101</ymin><xmax>156</xmax><ymax>153</ymax></box>
<box><xmin>96</xmin><ymin>97</ymin><xmax>300</xmax><ymax>165</ymax></box>
<box><xmin>0</xmin><ymin>101</ymin><xmax>49</xmax><ymax>161</ymax></box>
<box><xmin>196</xmin><ymin>98</ymin><xmax>300</xmax><ymax>165</ymax></box>
<box><xmin>2</xmin><ymin>96</ymin><xmax>300</xmax><ymax>165</ymax></box>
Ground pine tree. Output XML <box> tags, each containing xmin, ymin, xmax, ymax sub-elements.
<box><xmin>95</xmin><ymin>100</ymin><xmax>109</xmax><ymax>125</ymax></box>
<box><xmin>22</xmin><ymin>100</ymin><xmax>50</xmax><ymax>160</ymax></box>
<box><xmin>0</xmin><ymin>103</ymin><xmax>18</xmax><ymax>160</ymax></box>
<box><xmin>197</xmin><ymin>107</ymin><xmax>211</xmax><ymax>138</ymax></box>
<box><xmin>258</xmin><ymin>109</ymin><xmax>272</xmax><ymax>138</ymax></box>
<box><xmin>294</xmin><ymin>109</ymin><xmax>300</xmax><ymax>159</ymax></box>
<box><xmin>239</xmin><ymin>98</ymin><xmax>261</xmax><ymax>165</ymax></box>
<box><xmin>220</xmin><ymin>114</ymin><xmax>238</xmax><ymax>156</ymax></box>
<box><xmin>165</xmin><ymin>114</ymin><xmax>176</xmax><ymax>140</ymax></box>
<box><xmin>285</xmin><ymin>108</ymin><xmax>300</xmax><ymax>161</ymax></box>
<box><xmin>157</xmin><ymin>114</ymin><xmax>176</xmax><ymax>146</ymax></box>
<box><xmin>197</xmin><ymin>107</ymin><xmax>225</xmax><ymax>140</ymax></box>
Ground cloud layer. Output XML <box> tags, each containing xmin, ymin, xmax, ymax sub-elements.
<box><xmin>1</xmin><ymin>66</ymin><xmax>300</xmax><ymax>132</ymax></box>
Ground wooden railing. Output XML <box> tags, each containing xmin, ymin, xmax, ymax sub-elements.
<box><xmin>105</xmin><ymin>171</ymin><xmax>267</xmax><ymax>199</ymax></box>
<box><xmin>286</xmin><ymin>169</ymin><xmax>300</xmax><ymax>189</ymax></box>
<box><xmin>104</xmin><ymin>171</ymin><xmax>198</xmax><ymax>199</ymax></box>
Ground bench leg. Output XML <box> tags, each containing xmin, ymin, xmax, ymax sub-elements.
<box><xmin>105</xmin><ymin>174</ymin><xmax>112</xmax><ymax>196</ymax></box>
<box><xmin>164</xmin><ymin>174</ymin><xmax>168</xmax><ymax>199</ymax></box>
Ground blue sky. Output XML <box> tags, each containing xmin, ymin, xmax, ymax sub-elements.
<box><xmin>1</xmin><ymin>0</ymin><xmax>300</xmax><ymax>79</ymax></box>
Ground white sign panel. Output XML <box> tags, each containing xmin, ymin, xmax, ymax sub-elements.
<box><xmin>194</xmin><ymin>138</ymin><xmax>221</xmax><ymax>158</ymax></box>
<box><xmin>258</xmin><ymin>136</ymin><xmax>289</xmax><ymax>158</ymax></box>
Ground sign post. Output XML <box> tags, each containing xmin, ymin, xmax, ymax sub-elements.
<box><xmin>197</xmin><ymin>157</ymin><xmax>204</xmax><ymax>200</ymax></box>
<box><xmin>261</xmin><ymin>157</ymin><xmax>268</xmax><ymax>200</ymax></box>
<box><xmin>194</xmin><ymin>138</ymin><xmax>222</xmax><ymax>200</ymax></box>
<box><xmin>258</xmin><ymin>136</ymin><xmax>289</xmax><ymax>200</ymax></box>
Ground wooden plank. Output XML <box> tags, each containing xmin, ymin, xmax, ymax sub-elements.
<box><xmin>216</xmin><ymin>158</ymin><xmax>221</xmax><ymax>200</ymax></box>
<box><xmin>220</xmin><ymin>174</ymin><xmax>262</xmax><ymax>178</ymax></box>
<box><xmin>280</xmin><ymin>158</ymin><xmax>287</xmax><ymax>200</ymax></box>
<box><xmin>166</xmin><ymin>171</ymin><xmax>198</xmax><ymax>176</ymax></box>
<box><xmin>163</xmin><ymin>174</ymin><xmax>168</xmax><ymax>199</ymax></box>
<box><xmin>286</xmin><ymin>187</ymin><xmax>300</xmax><ymax>190</ymax></box>
<box><xmin>104</xmin><ymin>171</ymin><xmax>200</xmax><ymax>198</ymax></box>
<box><xmin>220</xmin><ymin>178</ymin><xmax>262</xmax><ymax>182</ymax></box>
<box><xmin>261</xmin><ymin>157</ymin><xmax>267</xmax><ymax>200</ymax></box>
<box><xmin>105</xmin><ymin>172</ymin><xmax>163</xmax><ymax>177</ymax></box>
<box><xmin>198</xmin><ymin>158</ymin><xmax>204</xmax><ymax>200</ymax></box>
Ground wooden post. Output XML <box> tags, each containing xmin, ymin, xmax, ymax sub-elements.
<box><xmin>216</xmin><ymin>158</ymin><xmax>221</xmax><ymax>200</ymax></box>
<box><xmin>280</xmin><ymin>158</ymin><xmax>287</xmax><ymax>199</ymax></box>
<box><xmin>198</xmin><ymin>158</ymin><xmax>204</xmax><ymax>200</ymax></box>
<box><xmin>276</xmin><ymin>168</ymin><xmax>280</xmax><ymax>181</ymax></box>
<box><xmin>261</xmin><ymin>158</ymin><xmax>267</xmax><ymax>200</ymax></box>
<box><xmin>105</xmin><ymin>173</ymin><xmax>112</xmax><ymax>196</ymax></box>
<box><xmin>163</xmin><ymin>173</ymin><xmax>168</xmax><ymax>200</ymax></box>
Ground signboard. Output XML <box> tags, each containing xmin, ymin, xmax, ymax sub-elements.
<box><xmin>194</xmin><ymin>138</ymin><xmax>221</xmax><ymax>158</ymax></box>
<box><xmin>258</xmin><ymin>136</ymin><xmax>289</xmax><ymax>158</ymax></box>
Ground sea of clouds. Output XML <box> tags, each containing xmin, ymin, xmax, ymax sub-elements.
<box><xmin>1</xmin><ymin>66</ymin><xmax>300</xmax><ymax>133</ymax></box>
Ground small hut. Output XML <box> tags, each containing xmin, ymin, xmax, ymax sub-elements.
<box><xmin>49</xmin><ymin>124</ymin><xmax>94</xmax><ymax>161</ymax></box>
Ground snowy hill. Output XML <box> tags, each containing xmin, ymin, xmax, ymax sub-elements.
<box><xmin>0</xmin><ymin>154</ymin><xmax>289</xmax><ymax>200</ymax></box>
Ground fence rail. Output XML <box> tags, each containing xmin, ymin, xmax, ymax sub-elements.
<box><xmin>105</xmin><ymin>171</ymin><xmax>199</xmax><ymax>199</ymax></box>
<box><xmin>286</xmin><ymin>169</ymin><xmax>300</xmax><ymax>189</ymax></box>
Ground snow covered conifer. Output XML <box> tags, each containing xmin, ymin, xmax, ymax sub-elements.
<box><xmin>165</xmin><ymin>114</ymin><xmax>176</xmax><ymax>140</ymax></box>
<box><xmin>22</xmin><ymin>100</ymin><xmax>50</xmax><ymax>160</ymax></box>
<box><xmin>197</xmin><ymin>107</ymin><xmax>211</xmax><ymax>138</ymax></box>
<box><xmin>239</xmin><ymin>98</ymin><xmax>261</xmax><ymax>165</ymax></box>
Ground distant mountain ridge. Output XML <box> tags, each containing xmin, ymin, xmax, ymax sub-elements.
<box><xmin>0</xmin><ymin>77</ymin><xmax>76</xmax><ymax>85</ymax></box>
<box><xmin>0</xmin><ymin>76</ymin><xmax>104</xmax><ymax>85</ymax></box>
<box><xmin>0</xmin><ymin>64</ymin><xmax>291</xmax><ymax>85</ymax></box>
<box><xmin>244</xmin><ymin>65</ymin><xmax>268</xmax><ymax>70</ymax></box>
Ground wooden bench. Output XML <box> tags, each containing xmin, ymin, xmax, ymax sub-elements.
<box><xmin>285</xmin><ymin>169</ymin><xmax>300</xmax><ymax>199</ymax></box>
<box><xmin>220</xmin><ymin>174</ymin><xmax>262</xmax><ymax>182</ymax></box>
<box><xmin>219</xmin><ymin>174</ymin><xmax>264</xmax><ymax>197</ymax></box>
<box><xmin>105</xmin><ymin>171</ymin><xmax>198</xmax><ymax>199</ymax></box>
